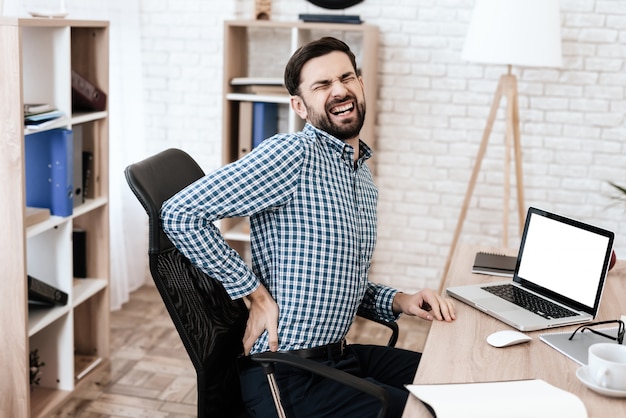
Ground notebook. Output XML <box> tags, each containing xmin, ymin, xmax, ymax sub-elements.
<box><xmin>447</xmin><ymin>207</ymin><xmax>614</xmax><ymax>331</ymax></box>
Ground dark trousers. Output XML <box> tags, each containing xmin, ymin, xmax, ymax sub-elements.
<box><xmin>239</xmin><ymin>344</ymin><xmax>421</xmax><ymax>418</ymax></box>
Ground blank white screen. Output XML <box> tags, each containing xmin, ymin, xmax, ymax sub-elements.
<box><xmin>517</xmin><ymin>213</ymin><xmax>609</xmax><ymax>308</ymax></box>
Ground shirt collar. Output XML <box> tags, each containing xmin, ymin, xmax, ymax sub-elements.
<box><xmin>304</xmin><ymin>123</ymin><xmax>373</xmax><ymax>163</ymax></box>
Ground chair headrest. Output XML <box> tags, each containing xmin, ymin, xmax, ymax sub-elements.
<box><xmin>125</xmin><ymin>148</ymin><xmax>205</xmax><ymax>253</ymax></box>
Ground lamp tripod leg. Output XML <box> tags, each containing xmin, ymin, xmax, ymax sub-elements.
<box><xmin>439</xmin><ymin>77</ymin><xmax>505</xmax><ymax>292</ymax></box>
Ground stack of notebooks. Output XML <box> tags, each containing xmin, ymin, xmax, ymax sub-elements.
<box><xmin>24</xmin><ymin>103</ymin><xmax>65</xmax><ymax>130</ymax></box>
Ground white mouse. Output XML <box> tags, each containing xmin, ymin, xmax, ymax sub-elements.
<box><xmin>486</xmin><ymin>330</ymin><xmax>532</xmax><ymax>348</ymax></box>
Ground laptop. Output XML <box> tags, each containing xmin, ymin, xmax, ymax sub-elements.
<box><xmin>447</xmin><ymin>207</ymin><xmax>614</xmax><ymax>331</ymax></box>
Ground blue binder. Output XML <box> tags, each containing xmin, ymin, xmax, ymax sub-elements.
<box><xmin>25</xmin><ymin>129</ymin><xmax>74</xmax><ymax>217</ymax></box>
<box><xmin>252</xmin><ymin>102</ymin><xmax>278</xmax><ymax>148</ymax></box>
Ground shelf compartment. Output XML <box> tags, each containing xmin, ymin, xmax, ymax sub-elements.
<box><xmin>26</xmin><ymin>198</ymin><xmax>107</xmax><ymax>239</ymax></box>
<box><xmin>71</xmin><ymin>110</ymin><xmax>108</xmax><ymax>125</ymax></box>
<box><xmin>21</xmin><ymin>26</ymin><xmax>71</xmax><ymax>116</ymax></box>
<box><xmin>30</xmin><ymin>387</ymin><xmax>71</xmax><ymax>418</ymax></box>
<box><xmin>26</xmin><ymin>214</ymin><xmax>71</xmax><ymax>239</ymax></box>
<box><xmin>29</xmin><ymin>314</ymin><xmax>74</xmax><ymax>390</ymax></box>
<box><xmin>223</xmin><ymin>218</ymin><xmax>251</xmax><ymax>242</ymax></box>
<box><xmin>72</xmin><ymin>278</ymin><xmax>107</xmax><ymax>307</ymax></box>
<box><xmin>28</xmin><ymin>278</ymin><xmax>105</xmax><ymax>337</ymax></box>
<box><xmin>73</xmin><ymin>196</ymin><xmax>108</xmax><ymax>217</ymax></box>
<box><xmin>27</xmin><ymin>221</ymin><xmax>72</xmax><ymax>296</ymax></box>
<box><xmin>28</xmin><ymin>304</ymin><xmax>71</xmax><ymax>337</ymax></box>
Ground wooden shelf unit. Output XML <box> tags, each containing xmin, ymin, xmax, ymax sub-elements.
<box><xmin>221</xmin><ymin>20</ymin><xmax>379</xmax><ymax>248</ymax></box>
<box><xmin>0</xmin><ymin>17</ymin><xmax>110</xmax><ymax>418</ymax></box>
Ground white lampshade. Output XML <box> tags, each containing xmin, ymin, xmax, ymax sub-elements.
<box><xmin>462</xmin><ymin>0</ymin><xmax>562</xmax><ymax>68</ymax></box>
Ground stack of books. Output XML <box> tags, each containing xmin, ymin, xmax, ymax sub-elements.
<box><xmin>24</xmin><ymin>103</ymin><xmax>66</xmax><ymax>130</ymax></box>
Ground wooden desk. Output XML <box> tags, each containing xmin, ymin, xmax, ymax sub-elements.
<box><xmin>403</xmin><ymin>243</ymin><xmax>626</xmax><ymax>418</ymax></box>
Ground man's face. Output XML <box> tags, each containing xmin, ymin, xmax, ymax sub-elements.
<box><xmin>291</xmin><ymin>51</ymin><xmax>366</xmax><ymax>142</ymax></box>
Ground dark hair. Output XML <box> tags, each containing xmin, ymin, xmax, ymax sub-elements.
<box><xmin>284</xmin><ymin>36</ymin><xmax>358</xmax><ymax>96</ymax></box>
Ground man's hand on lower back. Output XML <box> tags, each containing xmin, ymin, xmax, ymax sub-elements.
<box><xmin>243</xmin><ymin>284</ymin><xmax>279</xmax><ymax>355</ymax></box>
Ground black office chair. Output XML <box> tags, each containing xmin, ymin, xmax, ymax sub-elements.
<box><xmin>124</xmin><ymin>148</ymin><xmax>398</xmax><ymax>418</ymax></box>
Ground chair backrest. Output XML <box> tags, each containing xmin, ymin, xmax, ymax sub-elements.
<box><xmin>124</xmin><ymin>148</ymin><xmax>248</xmax><ymax>417</ymax></box>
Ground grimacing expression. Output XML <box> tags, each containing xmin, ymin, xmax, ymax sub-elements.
<box><xmin>294</xmin><ymin>51</ymin><xmax>366</xmax><ymax>142</ymax></box>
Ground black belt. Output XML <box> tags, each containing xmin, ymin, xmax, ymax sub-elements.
<box><xmin>238</xmin><ymin>339</ymin><xmax>348</xmax><ymax>372</ymax></box>
<box><xmin>288</xmin><ymin>339</ymin><xmax>347</xmax><ymax>360</ymax></box>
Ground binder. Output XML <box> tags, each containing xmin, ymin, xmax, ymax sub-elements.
<box><xmin>252</xmin><ymin>102</ymin><xmax>278</xmax><ymax>148</ymax></box>
<box><xmin>71</xmin><ymin>70</ymin><xmax>107</xmax><ymax>111</ymax></box>
<box><xmin>73</xmin><ymin>125</ymin><xmax>84</xmax><ymax>207</ymax></box>
<box><xmin>238</xmin><ymin>101</ymin><xmax>254</xmax><ymax>158</ymax></box>
<box><xmin>25</xmin><ymin>129</ymin><xmax>74</xmax><ymax>217</ymax></box>
<box><xmin>28</xmin><ymin>274</ymin><xmax>68</xmax><ymax>306</ymax></box>
<box><xmin>82</xmin><ymin>151</ymin><xmax>94</xmax><ymax>199</ymax></box>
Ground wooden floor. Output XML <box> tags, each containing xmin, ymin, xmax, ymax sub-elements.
<box><xmin>50</xmin><ymin>283</ymin><xmax>431</xmax><ymax>418</ymax></box>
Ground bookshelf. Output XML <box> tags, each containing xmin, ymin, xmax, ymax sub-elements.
<box><xmin>221</xmin><ymin>20</ymin><xmax>379</xmax><ymax>249</ymax></box>
<box><xmin>0</xmin><ymin>17</ymin><xmax>110</xmax><ymax>417</ymax></box>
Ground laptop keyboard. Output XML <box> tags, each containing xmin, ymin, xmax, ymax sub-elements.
<box><xmin>481</xmin><ymin>284</ymin><xmax>580</xmax><ymax>320</ymax></box>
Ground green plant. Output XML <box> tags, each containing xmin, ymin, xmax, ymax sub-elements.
<box><xmin>608</xmin><ymin>182</ymin><xmax>626</xmax><ymax>205</ymax></box>
<box><xmin>29</xmin><ymin>349</ymin><xmax>45</xmax><ymax>389</ymax></box>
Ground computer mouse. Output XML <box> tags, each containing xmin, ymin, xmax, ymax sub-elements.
<box><xmin>486</xmin><ymin>330</ymin><xmax>532</xmax><ymax>348</ymax></box>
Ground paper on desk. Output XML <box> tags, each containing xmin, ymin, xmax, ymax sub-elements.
<box><xmin>406</xmin><ymin>379</ymin><xmax>587</xmax><ymax>418</ymax></box>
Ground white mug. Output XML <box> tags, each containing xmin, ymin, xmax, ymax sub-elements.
<box><xmin>587</xmin><ymin>343</ymin><xmax>626</xmax><ymax>391</ymax></box>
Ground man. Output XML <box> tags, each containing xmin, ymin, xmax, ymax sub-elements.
<box><xmin>161</xmin><ymin>37</ymin><xmax>456</xmax><ymax>417</ymax></box>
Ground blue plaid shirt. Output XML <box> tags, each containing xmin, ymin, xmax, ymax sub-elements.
<box><xmin>161</xmin><ymin>123</ymin><xmax>398</xmax><ymax>354</ymax></box>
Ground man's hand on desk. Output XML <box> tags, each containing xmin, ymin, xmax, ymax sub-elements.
<box><xmin>393</xmin><ymin>289</ymin><xmax>456</xmax><ymax>322</ymax></box>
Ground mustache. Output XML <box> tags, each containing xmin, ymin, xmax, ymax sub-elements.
<box><xmin>326</xmin><ymin>95</ymin><xmax>356</xmax><ymax>110</ymax></box>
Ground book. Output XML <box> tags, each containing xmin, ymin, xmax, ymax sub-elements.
<box><xmin>298</xmin><ymin>14</ymin><xmax>363</xmax><ymax>24</ymax></box>
<box><xmin>24</xmin><ymin>103</ymin><xmax>56</xmax><ymax>116</ymax></box>
<box><xmin>540</xmin><ymin>326</ymin><xmax>622</xmax><ymax>365</ymax></box>
<box><xmin>231</xmin><ymin>77</ymin><xmax>284</xmax><ymax>86</ymax></box>
<box><xmin>472</xmin><ymin>251</ymin><xmax>517</xmax><ymax>277</ymax></box>
<box><xmin>24</xmin><ymin>109</ymin><xmax>66</xmax><ymax>131</ymax></box>
<box><xmin>24</xmin><ymin>109</ymin><xmax>65</xmax><ymax>122</ymax></box>
<box><xmin>24</xmin><ymin>116</ymin><xmax>69</xmax><ymax>131</ymax></box>
<box><xmin>74</xmin><ymin>354</ymin><xmax>103</xmax><ymax>381</ymax></box>
<box><xmin>25</xmin><ymin>129</ymin><xmax>74</xmax><ymax>217</ymax></box>
<box><xmin>235</xmin><ymin>84</ymin><xmax>288</xmax><ymax>95</ymax></box>
<box><xmin>406</xmin><ymin>379</ymin><xmax>587</xmax><ymax>418</ymax></box>
<box><xmin>231</xmin><ymin>77</ymin><xmax>287</xmax><ymax>95</ymax></box>
<box><xmin>25</xmin><ymin>207</ymin><xmax>50</xmax><ymax>227</ymax></box>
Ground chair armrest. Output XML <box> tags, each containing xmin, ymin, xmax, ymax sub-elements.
<box><xmin>356</xmin><ymin>311</ymin><xmax>399</xmax><ymax>347</ymax></box>
<box><xmin>251</xmin><ymin>351</ymin><xmax>388</xmax><ymax>418</ymax></box>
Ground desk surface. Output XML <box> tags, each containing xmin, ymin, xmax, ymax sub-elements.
<box><xmin>403</xmin><ymin>243</ymin><xmax>626</xmax><ymax>418</ymax></box>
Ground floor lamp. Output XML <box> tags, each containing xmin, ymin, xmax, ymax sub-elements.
<box><xmin>441</xmin><ymin>0</ymin><xmax>562</xmax><ymax>288</ymax></box>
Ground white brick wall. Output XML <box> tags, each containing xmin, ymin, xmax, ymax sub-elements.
<box><xmin>138</xmin><ymin>0</ymin><xmax>626</xmax><ymax>292</ymax></box>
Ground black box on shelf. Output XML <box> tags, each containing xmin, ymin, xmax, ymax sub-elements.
<box><xmin>73</xmin><ymin>229</ymin><xmax>87</xmax><ymax>278</ymax></box>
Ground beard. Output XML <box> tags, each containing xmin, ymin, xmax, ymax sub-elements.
<box><xmin>305</xmin><ymin>96</ymin><xmax>366</xmax><ymax>141</ymax></box>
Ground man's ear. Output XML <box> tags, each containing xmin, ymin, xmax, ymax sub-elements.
<box><xmin>290</xmin><ymin>96</ymin><xmax>308</xmax><ymax>120</ymax></box>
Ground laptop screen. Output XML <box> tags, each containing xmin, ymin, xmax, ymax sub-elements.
<box><xmin>515</xmin><ymin>208</ymin><xmax>614</xmax><ymax>312</ymax></box>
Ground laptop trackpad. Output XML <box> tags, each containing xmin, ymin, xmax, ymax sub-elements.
<box><xmin>475</xmin><ymin>298</ymin><xmax>518</xmax><ymax>313</ymax></box>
